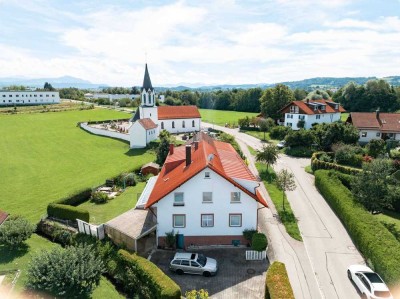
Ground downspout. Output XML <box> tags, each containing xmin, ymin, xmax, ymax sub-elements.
<box><xmin>255</xmin><ymin>182</ymin><xmax>267</xmax><ymax>230</ymax></box>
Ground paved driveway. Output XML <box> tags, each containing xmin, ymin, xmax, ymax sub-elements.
<box><xmin>150</xmin><ymin>248</ymin><xmax>268</xmax><ymax>299</ymax></box>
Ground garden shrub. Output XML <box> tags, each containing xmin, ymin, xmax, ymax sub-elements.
<box><xmin>27</xmin><ymin>244</ymin><xmax>104</xmax><ymax>298</ymax></box>
<box><xmin>390</xmin><ymin>149</ymin><xmax>400</xmax><ymax>160</ymax></box>
<box><xmin>284</xmin><ymin>146</ymin><xmax>313</xmax><ymax>157</ymax></box>
<box><xmin>367</xmin><ymin>139</ymin><xmax>386</xmax><ymax>158</ymax></box>
<box><xmin>251</xmin><ymin>233</ymin><xmax>268</xmax><ymax>251</ymax></box>
<box><xmin>311</xmin><ymin>152</ymin><xmax>362</xmax><ymax>175</ymax></box>
<box><xmin>0</xmin><ymin>216</ymin><xmax>36</xmax><ymax>248</ymax></box>
<box><xmin>319</xmin><ymin>152</ymin><xmax>332</xmax><ymax>162</ymax></box>
<box><xmin>270</xmin><ymin>126</ymin><xmax>291</xmax><ymax>140</ymax></box>
<box><xmin>185</xmin><ymin>289</ymin><xmax>209</xmax><ymax>299</ymax></box>
<box><xmin>90</xmin><ymin>191</ymin><xmax>109</xmax><ymax>204</ymax></box>
<box><xmin>117</xmin><ymin>250</ymin><xmax>181</xmax><ymax>299</ymax></box>
<box><xmin>334</xmin><ymin>144</ymin><xmax>363</xmax><ymax>167</ymax></box>
<box><xmin>265</xmin><ymin>262</ymin><xmax>294</xmax><ymax>299</ymax></box>
<box><xmin>314</xmin><ymin>170</ymin><xmax>400</xmax><ymax>286</ymax></box>
<box><xmin>47</xmin><ymin>203</ymin><xmax>89</xmax><ymax>222</ymax></box>
<box><xmin>243</xmin><ymin>228</ymin><xmax>258</xmax><ymax>245</ymax></box>
<box><xmin>285</xmin><ymin>129</ymin><xmax>316</xmax><ymax>148</ymax></box>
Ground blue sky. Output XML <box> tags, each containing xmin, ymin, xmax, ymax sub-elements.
<box><xmin>0</xmin><ymin>0</ymin><xmax>399</xmax><ymax>86</ymax></box>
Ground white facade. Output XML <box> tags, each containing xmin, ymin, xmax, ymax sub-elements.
<box><xmin>154</xmin><ymin>168</ymin><xmax>258</xmax><ymax>239</ymax></box>
<box><xmin>139</xmin><ymin>106</ymin><xmax>158</xmax><ymax>124</ymax></box>
<box><xmin>85</xmin><ymin>93</ymin><xmax>140</xmax><ymax>100</ymax></box>
<box><xmin>0</xmin><ymin>91</ymin><xmax>60</xmax><ymax>106</ymax></box>
<box><xmin>129</xmin><ymin>122</ymin><xmax>158</xmax><ymax>148</ymax></box>
<box><xmin>357</xmin><ymin>129</ymin><xmax>400</xmax><ymax>143</ymax></box>
<box><xmin>159</xmin><ymin>118</ymin><xmax>201</xmax><ymax>134</ymax></box>
<box><xmin>284</xmin><ymin>112</ymin><xmax>341</xmax><ymax>130</ymax></box>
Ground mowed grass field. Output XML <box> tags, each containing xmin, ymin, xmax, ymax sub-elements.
<box><xmin>199</xmin><ymin>109</ymin><xmax>259</xmax><ymax>126</ymax></box>
<box><xmin>0</xmin><ymin>109</ymin><xmax>155</xmax><ymax>222</ymax></box>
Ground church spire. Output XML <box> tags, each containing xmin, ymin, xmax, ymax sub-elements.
<box><xmin>142</xmin><ymin>63</ymin><xmax>154</xmax><ymax>92</ymax></box>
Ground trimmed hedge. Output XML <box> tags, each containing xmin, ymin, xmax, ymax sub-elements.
<box><xmin>315</xmin><ymin>170</ymin><xmax>400</xmax><ymax>286</ymax></box>
<box><xmin>252</xmin><ymin>233</ymin><xmax>268</xmax><ymax>251</ymax></box>
<box><xmin>117</xmin><ymin>250</ymin><xmax>181</xmax><ymax>299</ymax></box>
<box><xmin>284</xmin><ymin>146</ymin><xmax>313</xmax><ymax>157</ymax></box>
<box><xmin>55</xmin><ymin>188</ymin><xmax>92</xmax><ymax>206</ymax></box>
<box><xmin>311</xmin><ymin>152</ymin><xmax>362</xmax><ymax>175</ymax></box>
<box><xmin>47</xmin><ymin>203</ymin><xmax>89</xmax><ymax>222</ymax></box>
<box><xmin>265</xmin><ymin>262</ymin><xmax>294</xmax><ymax>299</ymax></box>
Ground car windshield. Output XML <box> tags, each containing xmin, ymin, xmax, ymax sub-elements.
<box><xmin>364</xmin><ymin>272</ymin><xmax>383</xmax><ymax>283</ymax></box>
<box><xmin>197</xmin><ymin>254</ymin><xmax>207</xmax><ymax>267</ymax></box>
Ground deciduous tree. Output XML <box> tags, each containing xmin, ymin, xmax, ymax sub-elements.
<box><xmin>276</xmin><ymin>169</ymin><xmax>296</xmax><ymax>211</ymax></box>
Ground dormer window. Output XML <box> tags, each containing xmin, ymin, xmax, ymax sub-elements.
<box><xmin>321</xmin><ymin>106</ymin><xmax>325</xmax><ymax>111</ymax></box>
<box><xmin>290</xmin><ymin>106</ymin><xmax>299</xmax><ymax>113</ymax></box>
<box><xmin>335</xmin><ymin>104</ymin><xmax>339</xmax><ymax>109</ymax></box>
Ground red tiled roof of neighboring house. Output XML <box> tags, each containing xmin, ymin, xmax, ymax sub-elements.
<box><xmin>349</xmin><ymin>112</ymin><xmax>400</xmax><ymax>132</ymax></box>
<box><xmin>145</xmin><ymin>133</ymin><xmax>267</xmax><ymax>208</ymax></box>
<box><xmin>138</xmin><ymin>118</ymin><xmax>157</xmax><ymax>130</ymax></box>
<box><xmin>279</xmin><ymin>99</ymin><xmax>346</xmax><ymax>115</ymax></box>
<box><xmin>0</xmin><ymin>210</ymin><xmax>9</xmax><ymax>225</ymax></box>
<box><xmin>157</xmin><ymin>105</ymin><xmax>201</xmax><ymax>120</ymax></box>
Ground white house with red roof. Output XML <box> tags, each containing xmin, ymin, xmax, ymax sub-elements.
<box><xmin>346</xmin><ymin>111</ymin><xmax>400</xmax><ymax>143</ymax></box>
<box><xmin>279</xmin><ymin>99</ymin><xmax>346</xmax><ymax>130</ymax></box>
<box><xmin>128</xmin><ymin>64</ymin><xmax>201</xmax><ymax>147</ymax></box>
<box><xmin>135</xmin><ymin>132</ymin><xmax>268</xmax><ymax>248</ymax></box>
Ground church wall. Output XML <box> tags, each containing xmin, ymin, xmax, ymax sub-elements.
<box><xmin>129</xmin><ymin>122</ymin><xmax>147</xmax><ymax>148</ymax></box>
<box><xmin>158</xmin><ymin>118</ymin><xmax>201</xmax><ymax>134</ymax></box>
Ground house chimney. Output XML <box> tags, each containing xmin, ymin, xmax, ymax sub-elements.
<box><xmin>306</xmin><ymin>98</ymin><xmax>309</xmax><ymax>104</ymax></box>
<box><xmin>376</xmin><ymin>108</ymin><xmax>380</xmax><ymax>120</ymax></box>
<box><xmin>194</xmin><ymin>141</ymin><xmax>199</xmax><ymax>150</ymax></box>
<box><xmin>185</xmin><ymin>145</ymin><xmax>192</xmax><ymax>166</ymax></box>
<box><xmin>169</xmin><ymin>144</ymin><xmax>174</xmax><ymax>155</ymax></box>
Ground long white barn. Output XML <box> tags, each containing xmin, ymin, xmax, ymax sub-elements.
<box><xmin>0</xmin><ymin>91</ymin><xmax>60</xmax><ymax>106</ymax></box>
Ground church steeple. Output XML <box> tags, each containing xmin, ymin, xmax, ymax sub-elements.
<box><xmin>141</xmin><ymin>63</ymin><xmax>155</xmax><ymax>107</ymax></box>
<box><xmin>142</xmin><ymin>63</ymin><xmax>154</xmax><ymax>92</ymax></box>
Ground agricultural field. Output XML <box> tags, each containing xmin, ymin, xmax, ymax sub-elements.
<box><xmin>79</xmin><ymin>182</ymin><xmax>146</xmax><ymax>224</ymax></box>
<box><xmin>0</xmin><ymin>108</ymin><xmax>155</xmax><ymax>222</ymax></box>
<box><xmin>199</xmin><ymin>108</ymin><xmax>259</xmax><ymax>126</ymax></box>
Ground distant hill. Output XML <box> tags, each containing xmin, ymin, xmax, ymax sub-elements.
<box><xmin>0</xmin><ymin>76</ymin><xmax>109</xmax><ymax>89</ymax></box>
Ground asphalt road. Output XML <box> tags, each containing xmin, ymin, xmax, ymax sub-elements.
<box><xmin>202</xmin><ymin>122</ymin><xmax>365</xmax><ymax>299</ymax></box>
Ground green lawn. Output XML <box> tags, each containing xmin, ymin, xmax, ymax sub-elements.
<box><xmin>341</xmin><ymin>112</ymin><xmax>349</xmax><ymax>121</ymax></box>
<box><xmin>199</xmin><ymin>109</ymin><xmax>259</xmax><ymax>126</ymax></box>
<box><xmin>256</xmin><ymin>163</ymin><xmax>302</xmax><ymax>241</ymax></box>
<box><xmin>247</xmin><ymin>145</ymin><xmax>257</xmax><ymax>156</ymax></box>
<box><xmin>79</xmin><ymin>183</ymin><xmax>146</xmax><ymax>224</ymax></box>
<box><xmin>0</xmin><ymin>109</ymin><xmax>155</xmax><ymax>222</ymax></box>
<box><xmin>92</xmin><ymin>276</ymin><xmax>125</xmax><ymax>299</ymax></box>
<box><xmin>242</xmin><ymin>130</ymin><xmax>270</xmax><ymax>141</ymax></box>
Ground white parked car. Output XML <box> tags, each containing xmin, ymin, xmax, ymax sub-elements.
<box><xmin>347</xmin><ymin>265</ymin><xmax>393</xmax><ymax>299</ymax></box>
<box><xmin>169</xmin><ymin>252</ymin><xmax>218</xmax><ymax>277</ymax></box>
<box><xmin>277</xmin><ymin>140</ymin><xmax>286</xmax><ymax>149</ymax></box>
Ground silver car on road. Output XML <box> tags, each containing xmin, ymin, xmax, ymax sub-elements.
<box><xmin>169</xmin><ymin>252</ymin><xmax>218</xmax><ymax>277</ymax></box>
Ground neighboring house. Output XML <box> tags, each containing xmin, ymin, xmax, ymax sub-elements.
<box><xmin>0</xmin><ymin>91</ymin><xmax>60</xmax><ymax>106</ymax></box>
<box><xmin>136</xmin><ymin>132</ymin><xmax>268</xmax><ymax>248</ymax></box>
<box><xmin>0</xmin><ymin>210</ymin><xmax>9</xmax><ymax>225</ymax></box>
<box><xmin>346</xmin><ymin>111</ymin><xmax>400</xmax><ymax>143</ymax></box>
<box><xmin>84</xmin><ymin>93</ymin><xmax>140</xmax><ymax>100</ymax></box>
<box><xmin>279</xmin><ymin>99</ymin><xmax>345</xmax><ymax>130</ymax></box>
<box><xmin>129</xmin><ymin>118</ymin><xmax>158</xmax><ymax>148</ymax></box>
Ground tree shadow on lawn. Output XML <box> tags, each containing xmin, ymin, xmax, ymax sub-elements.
<box><xmin>124</xmin><ymin>147</ymin><xmax>154</xmax><ymax>157</ymax></box>
<box><xmin>0</xmin><ymin>243</ymin><xmax>29</xmax><ymax>264</ymax></box>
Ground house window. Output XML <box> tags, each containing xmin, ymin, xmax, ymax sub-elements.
<box><xmin>229</xmin><ymin>214</ymin><xmax>242</xmax><ymax>227</ymax></box>
<box><xmin>289</xmin><ymin>106</ymin><xmax>299</xmax><ymax>113</ymax></box>
<box><xmin>287</xmin><ymin>114</ymin><xmax>293</xmax><ymax>119</ymax></box>
<box><xmin>316</xmin><ymin>115</ymin><xmax>321</xmax><ymax>120</ymax></box>
<box><xmin>172</xmin><ymin>121</ymin><xmax>175</xmax><ymax>129</ymax></box>
<box><xmin>174</xmin><ymin>192</ymin><xmax>184</xmax><ymax>206</ymax></box>
<box><xmin>161</xmin><ymin>122</ymin><xmax>164</xmax><ymax>129</ymax></box>
<box><xmin>361</xmin><ymin>132</ymin><xmax>367</xmax><ymax>137</ymax></box>
<box><xmin>231</xmin><ymin>192</ymin><xmax>241</xmax><ymax>203</ymax></box>
<box><xmin>192</xmin><ymin>120</ymin><xmax>195</xmax><ymax>127</ymax></box>
<box><xmin>204</xmin><ymin>172</ymin><xmax>210</xmax><ymax>179</ymax></box>
<box><xmin>173</xmin><ymin>215</ymin><xmax>185</xmax><ymax>228</ymax></box>
<box><xmin>202</xmin><ymin>192</ymin><xmax>213</xmax><ymax>203</ymax></box>
<box><xmin>286</xmin><ymin>122</ymin><xmax>292</xmax><ymax>127</ymax></box>
<box><xmin>335</xmin><ymin>104</ymin><xmax>339</xmax><ymax>109</ymax></box>
<box><xmin>376</xmin><ymin>132</ymin><xmax>381</xmax><ymax>137</ymax></box>
<box><xmin>182</xmin><ymin>121</ymin><xmax>185</xmax><ymax>128</ymax></box>
<box><xmin>201</xmin><ymin>214</ymin><xmax>214</xmax><ymax>227</ymax></box>
<box><xmin>321</xmin><ymin>106</ymin><xmax>325</xmax><ymax>110</ymax></box>
<box><xmin>299</xmin><ymin>115</ymin><xmax>305</xmax><ymax>120</ymax></box>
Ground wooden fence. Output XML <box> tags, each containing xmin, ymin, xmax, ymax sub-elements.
<box><xmin>77</xmin><ymin>219</ymin><xmax>105</xmax><ymax>240</ymax></box>
<box><xmin>246</xmin><ymin>250</ymin><xmax>267</xmax><ymax>261</ymax></box>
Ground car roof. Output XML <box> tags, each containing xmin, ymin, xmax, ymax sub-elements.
<box><xmin>173</xmin><ymin>252</ymin><xmax>197</xmax><ymax>260</ymax></box>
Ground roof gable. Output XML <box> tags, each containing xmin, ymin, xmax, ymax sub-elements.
<box><xmin>350</xmin><ymin>112</ymin><xmax>400</xmax><ymax>132</ymax></box>
<box><xmin>280</xmin><ymin>99</ymin><xmax>345</xmax><ymax>115</ymax></box>
<box><xmin>157</xmin><ymin>105</ymin><xmax>201</xmax><ymax>120</ymax></box>
<box><xmin>145</xmin><ymin>133</ymin><xmax>267</xmax><ymax>208</ymax></box>
<box><xmin>138</xmin><ymin>118</ymin><xmax>157</xmax><ymax>130</ymax></box>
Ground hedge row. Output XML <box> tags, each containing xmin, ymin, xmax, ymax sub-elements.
<box><xmin>47</xmin><ymin>203</ymin><xmax>89</xmax><ymax>222</ymax></box>
<box><xmin>117</xmin><ymin>250</ymin><xmax>181</xmax><ymax>299</ymax></box>
<box><xmin>55</xmin><ymin>188</ymin><xmax>92</xmax><ymax>206</ymax></box>
<box><xmin>265</xmin><ymin>262</ymin><xmax>294</xmax><ymax>299</ymax></box>
<box><xmin>311</xmin><ymin>152</ymin><xmax>362</xmax><ymax>175</ymax></box>
<box><xmin>315</xmin><ymin>170</ymin><xmax>400</xmax><ymax>286</ymax></box>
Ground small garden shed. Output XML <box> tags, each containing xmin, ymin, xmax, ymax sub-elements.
<box><xmin>141</xmin><ymin>162</ymin><xmax>160</xmax><ymax>176</ymax></box>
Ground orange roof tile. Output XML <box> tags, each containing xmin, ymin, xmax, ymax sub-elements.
<box><xmin>145</xmin><ymin>133</ymin><xmax>267</xmax><ymax>208</ymax></box>
<box><xmin>280</xmin><ymin>99</ymin><xmax>345</xmax><ymax>115</ymax></box>
<box><xmin>350</xmin><ymin>112</ymin><xmax>400</xmax><ymax>132</ymax></box>
<box><xmin>138</xmin><ymin>118</ymin><xmax>157</xmax><ymax>130</ymax></box>
<box><xmin>157</xmin><ymin>105</ymin><xmax>201</xmax><ymax>120</ymax></box>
